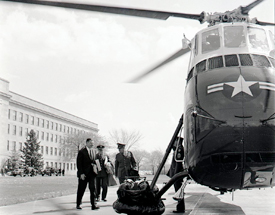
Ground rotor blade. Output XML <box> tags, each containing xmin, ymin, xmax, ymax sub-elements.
<box><xmin>240</xmin><ymin>0</ymin><xmax>264</xmax><ymax>15</ymax></box>
<box><xmin>129</xmin><ymin>46</ymin><xmax>190</xmax><ymax>83</ymax></box>
<box><xmin>254</xmin><ymin>19</ymin><xmax>275</xmax><ymax>26</ymax></box>
<box><xmin>1</xmin><ymin>0</ymin><xmax>203</xmax><ymax>22</ymax></box>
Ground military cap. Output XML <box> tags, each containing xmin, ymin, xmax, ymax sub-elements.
<box><xmin>117</xmin><ymin>143</ymin><xmax>126</xmax><ymax>148</ymax></box>
<box><xmin>97</xmin><ymin>144</ymin><xmax>105</xmax><ymax>149</ymax></box>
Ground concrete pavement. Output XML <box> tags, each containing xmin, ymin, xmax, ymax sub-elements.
<box><xmin>1</xmin><ymin>182</ymin><xmax>275</xmax><ymax>215</ymax></box>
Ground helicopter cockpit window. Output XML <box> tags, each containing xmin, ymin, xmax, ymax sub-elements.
<box><xmin>196</xmin><ymin>60</ymin><xmax>207</xmax><ymax>73</ymax></box>
<box><xmin>247</xmin><ymin>27</ymin><xmax>269</xmax><ymax>52</ymax></box>
<box><xmin>224</xmin><ymin>26</ymin><xmax>246</xmax><ymax>48</ymax></box>
<box><xmin>202</xmin><ymin>29</ymin><xmax>220</xmax><ymax>54</ymax></box>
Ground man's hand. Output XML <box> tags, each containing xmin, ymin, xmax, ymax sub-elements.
<box><xmin>80</xmin><ymin>174</ymin><xmax>86</xmax><ymax>180</ymax></box>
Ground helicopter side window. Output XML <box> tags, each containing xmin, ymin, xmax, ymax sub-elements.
<box><xmin>247</xmin><ymin>27</ymin><xmax>269</xmax><ymax>52</ymax></box>
<box><xmin>269</xmin><ymin>57</ymin><xmax>275</xmax><ymax>67</ymax></box>
<box><xmin>224</xmin><ymin>26</ymin><xmax>246</xmax><ymax>48</ymax></box>
<box><xmin>225</xmin><ymin>54</ymin><xmax>239</xmax><ymax>67</ymax></box>
<box><xmin>208</xmin><ymin>56</ymin><xmax>223</xmax><ymax>70</ymax></box>
<box><xmin>202</xmin><ymin>29</ymin><xmax>220</xmax><ymax>54</ymax></box>
<box><xmin>269</xmin><ymin>30</ymin><xmax>275</xmax><ymax>57</ymax></box>
<box><xmin>196</xmin><ymin>60</ymin><xmax>207</xmax><ymax>73</ymax></box>
<box><xmin>194</xmin><ymin>35</ymin><xmax>198</xmax><ymax>56</ymax></box>
<box><xmin>251</xmin><ymin>54</ymin><xmax>271</xmax><ymax>67</ymax></box>
<box><xmin>239</xmin><ymin>54</ymin><xmax>253</xmax><ymax>66</ymax></box>
<box><xmin>187</xmin><ymin>67</ymin><xmax>194</xmax><ymax>83</ymax></box>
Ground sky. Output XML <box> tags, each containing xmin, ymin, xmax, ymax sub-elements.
<box><xmin>0</xmin><ymin>0</ymin><xmax>274</xmax><ymax>152</ymax></box>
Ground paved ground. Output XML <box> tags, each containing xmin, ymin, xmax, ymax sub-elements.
<box><xmin>0</xmin><ymin>182</ymin><xmax>274</xmax><ymax>215</ymax></box>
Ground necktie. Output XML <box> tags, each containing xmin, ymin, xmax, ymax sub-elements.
<box><xmin>89</xmin><ymin>149</ymin><xmax>93</xmax><ymax>160</ymax></box>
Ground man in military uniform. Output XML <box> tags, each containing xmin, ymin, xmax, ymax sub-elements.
<box><xmin>95</xmin><ymin>144</ymin><xmax>111</xmax><ymax>202</ymax></box>
<box><xmin>115</xmin><ymin>143</ymin><xmax>137</xmax><ymax>184</ymax></box>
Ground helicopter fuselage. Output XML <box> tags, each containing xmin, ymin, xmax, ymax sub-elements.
<box><xmin>184</xmin><ymin>22</ymin><xmax>275</xmax><ymax>190</ymax></box>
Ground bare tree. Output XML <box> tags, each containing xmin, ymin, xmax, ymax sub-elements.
<box><xmin>131</xmin><ymin>149</ymin><xmax>150</xmax><ymax>170</ymax></box>
<box><xmin>61</xmin><ymin>132</ymin><xmax>108</xmax><ymax>162</ymax></box>
<box><xmin>147</xmin><ymin>149</ymin><xmax>164</xmax><ymax>175</ymax></box>
<box><xmin>109</xmin><ymin>129</ymin><xmax>143</xmax><ymax>150</ymax></box>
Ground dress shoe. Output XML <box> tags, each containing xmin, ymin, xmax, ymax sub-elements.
<box><xmin>102</xmin><ymin>199</ymin><xmax>107</xmax><ymax>202</ymax></box>
<box><xmin>76</xmin><ymin>206</ymin><xmax>82</xmax><ymax>210</ymax></box>
<box><xmin>173</xmin><ymin>210</ymin><xmax>185</xmax><ymax>213</ymax></box>
<box><xmin>91</xmin><ymin>206</ymin><xmax>100</xmax><ymax>210</ymax></box>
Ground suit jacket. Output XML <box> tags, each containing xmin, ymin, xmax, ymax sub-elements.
<box><xmin>76</xmin><ymin>147</ymin><xmax>97</xmax><ymax>178</ymax></box>
<box><xmin>115</xmin><ymin>151</ymin><xmax>136</xmax><ymax>178</ymax></box>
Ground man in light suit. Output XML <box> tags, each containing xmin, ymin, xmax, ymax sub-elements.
<box><xmin>76</xmin><ymin>138</ymin><xmax>99</xmax><ymax>210</ymax></box>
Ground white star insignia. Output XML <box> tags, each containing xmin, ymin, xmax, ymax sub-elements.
<box><xmin>225</xmin><ymin>75</ymin><xmax>257</xmax><ymax>97</ymax></box>
<box><xmin>207</xmin><ymin>75</ymin><xmax>275</xmax><ymax>97</ymax></box>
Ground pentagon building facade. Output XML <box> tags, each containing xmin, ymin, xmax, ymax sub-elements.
<box><xmin>0</xmin><ymin>77</ymin><xmax>98</xmax><ymax>175</ymax></box>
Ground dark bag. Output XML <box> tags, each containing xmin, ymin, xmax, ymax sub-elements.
<box><xmin>113</xmin><ymin>180</ymin><xmax>165</xmax><ymax>215</ymax></box>
<box><xmin>129</xmin><ymin>168</ymin><xmax>139</xmax><ymax>177</ymax></box>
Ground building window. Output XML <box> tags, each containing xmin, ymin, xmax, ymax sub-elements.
<box><xmin>46</xmin><ymin>162</ymin><xmax>49</xmax><ymax>167</ymax></box>
<box><xmin>74</xmin><ymin>163</ymin><xmax>76</xmax><ymax>170</ymax></box>
<box><xmin>63</xmin><ymin>125</ymin><xmax>66</xmax><ymax>133</ymax></box>
<box><xmin>19</xmin><ymin>126</ymin><xmax>23</xmax><ymax>136</ymax></box>
<box><xmin>37</xmin><ymin>131</ymin><xmax>39</xmax><ymax>139</ymax></box>
<box><xmin>19</xmin><ymin>112</ymin><xmax>23</xmax><ymax>122</ymax></box>
<box><xmin>8</xmin><ymin>109</ymin><xmax>11</xmax><ymax>119</ymax></box>
<box><xmin>71</xmin><ymin>163</ymin><xmax>72</xmax><ymax>170</ymax></box>
<box><xmin>46</xmin><ymin>146</ymin><xmax>48</xmax><ymax>155</ymax></box>
<box><xmin>50</xmin><ymin>147</ymin><xmax>53</xmax><ymax>155</ymax></box>
<box><xmin>55</xmin><ymin>135</ymin><xmax>58</xmax><ymax>143</ymax></box>
<box><xmin>46</xmin><ymin>133</ymin><xmax>49</xmax><ymax>141</ymax></box>
<box><xmin>51</xmin><ymin>122</ymin><xmax>53</xmax><ymax>130</ymax></box>
<box><xmin>59</xmin><ymin>136</ymin><xmax>62</xmax><ymax>143</ymax></box>
<box><xmin>41</xmin><ymin>119</ymin><xmax>44</xmax><ymax>128</ymax></box>
<box><xmin>12</xmin><ymin>125</ymin><xmax>16</xmax><ymax>135</ymax></box>
<box><xmin>25</xmin><ymin>128</ymin><xmax>28</xmax><ymax>137</ymax></box>
<box><xmin>12</xmin><ymin>110</ymin><xmax>17</xmax><ymax>121</ymax></box>
<box><xmin>59</xmin><ymin>124</ymin><xmax>62</xmax><ymax>132</ymax></box>
<box><xmin>25</xmin><ymin>114</ymin><xmax>29</xmax><ymax>124</ymax></box>
<box><xmin>31</xmin><ymin>116</ymin><xmax>34</xmax><ymax>125</ymax></box>
<box><xmin>67</xmin><ymin>127</ymin><xmax>69</xmax><ymax>134</ymax></box>
<box><xmin>55</xmin><ymin>123</ymin><xmax>58</xmax><ymax>131</ymax></box>
<box><xmin>46</xmin><ymin>120</ymin><xmax>49</xmax><ymax>129</ymax></box>
<box><xmin>51</xmin><ymin>162</ymin><xmax>53</xmax><ymax>167</ymax></box>
<box><xmin>55</xmin><ymin>148</ymin><xmax>57</xmax><ymax>156</ymax></box>
<box><xmin>41</xmin><ymin>132</ymin><xmax>44</xmax><ymax>140</ymax></box>
<box><xmin>36</xmin><ymin>118</ymin><xmax>39</xmax><ymax>126</ymax></box>
<box><xmin>67</xmin><ymin>163</ymin><xmax>69</xmax><ymax>170</ymax></box>
<box><xmin>41</xmin><ymin>146</ymin><xmax>44</xmax><ymax>154</ymax></box>
<box><xmin>19</xmin><ymin>142</ymin><xmax>22</xmax><ymax>151</ymax></box>
<box><xmin>7</xmin><ymin>124</ymin><xmax>10</xmax><ymax>134</ymax></box>
<box><xmin>59</xmin><ymin>148</ymin><xmax>61</xmax><ymax>156</ymax></box>
<box><xmin>13</xmin><ymin>141</ymin><xmax>16</xmax><ymax>151</ymax></box>
<box><xmin>7</xmin><ymin>141</ymin><xmax>9</xmax><ymax>151</ymax></box>
<box><xmin>51</xmin><ymin>134</ymin><xmax>53</xmax><ymax>142</ymax></box>
<box><xmin>55</xmin><ymin>162</ymin><xmax>57</xmax><ymax>168</ymax></box>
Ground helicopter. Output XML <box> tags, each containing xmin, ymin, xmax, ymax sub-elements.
<box><xmin>1</xmin><ymin>0</ymin><xmax>275</xmax><ymax>213</ymax></box>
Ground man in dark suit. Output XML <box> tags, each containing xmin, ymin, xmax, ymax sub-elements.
<box><xmin>115</xmin><ymin>143</ymin><xmax>137</xmax><ymax>184</ymax></box>
<box><xmin>76</xmin><ymin>138</ymin><xmax>99</xmax><ymax>210</ymax></box>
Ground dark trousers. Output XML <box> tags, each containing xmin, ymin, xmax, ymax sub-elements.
<box><xmin>96</xmin><ymin>176</ymin><xmax>108</xmax><ymax>200</ymax></box>
<box><xmin>76</xmin><ymin>176</ymin><xmax>96</xmax><ymax>207</ymax></box>
<box><xmin>174</xmin><ymin>179</ymin><xmax>185</xmax><ymax>212</ymax></box>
